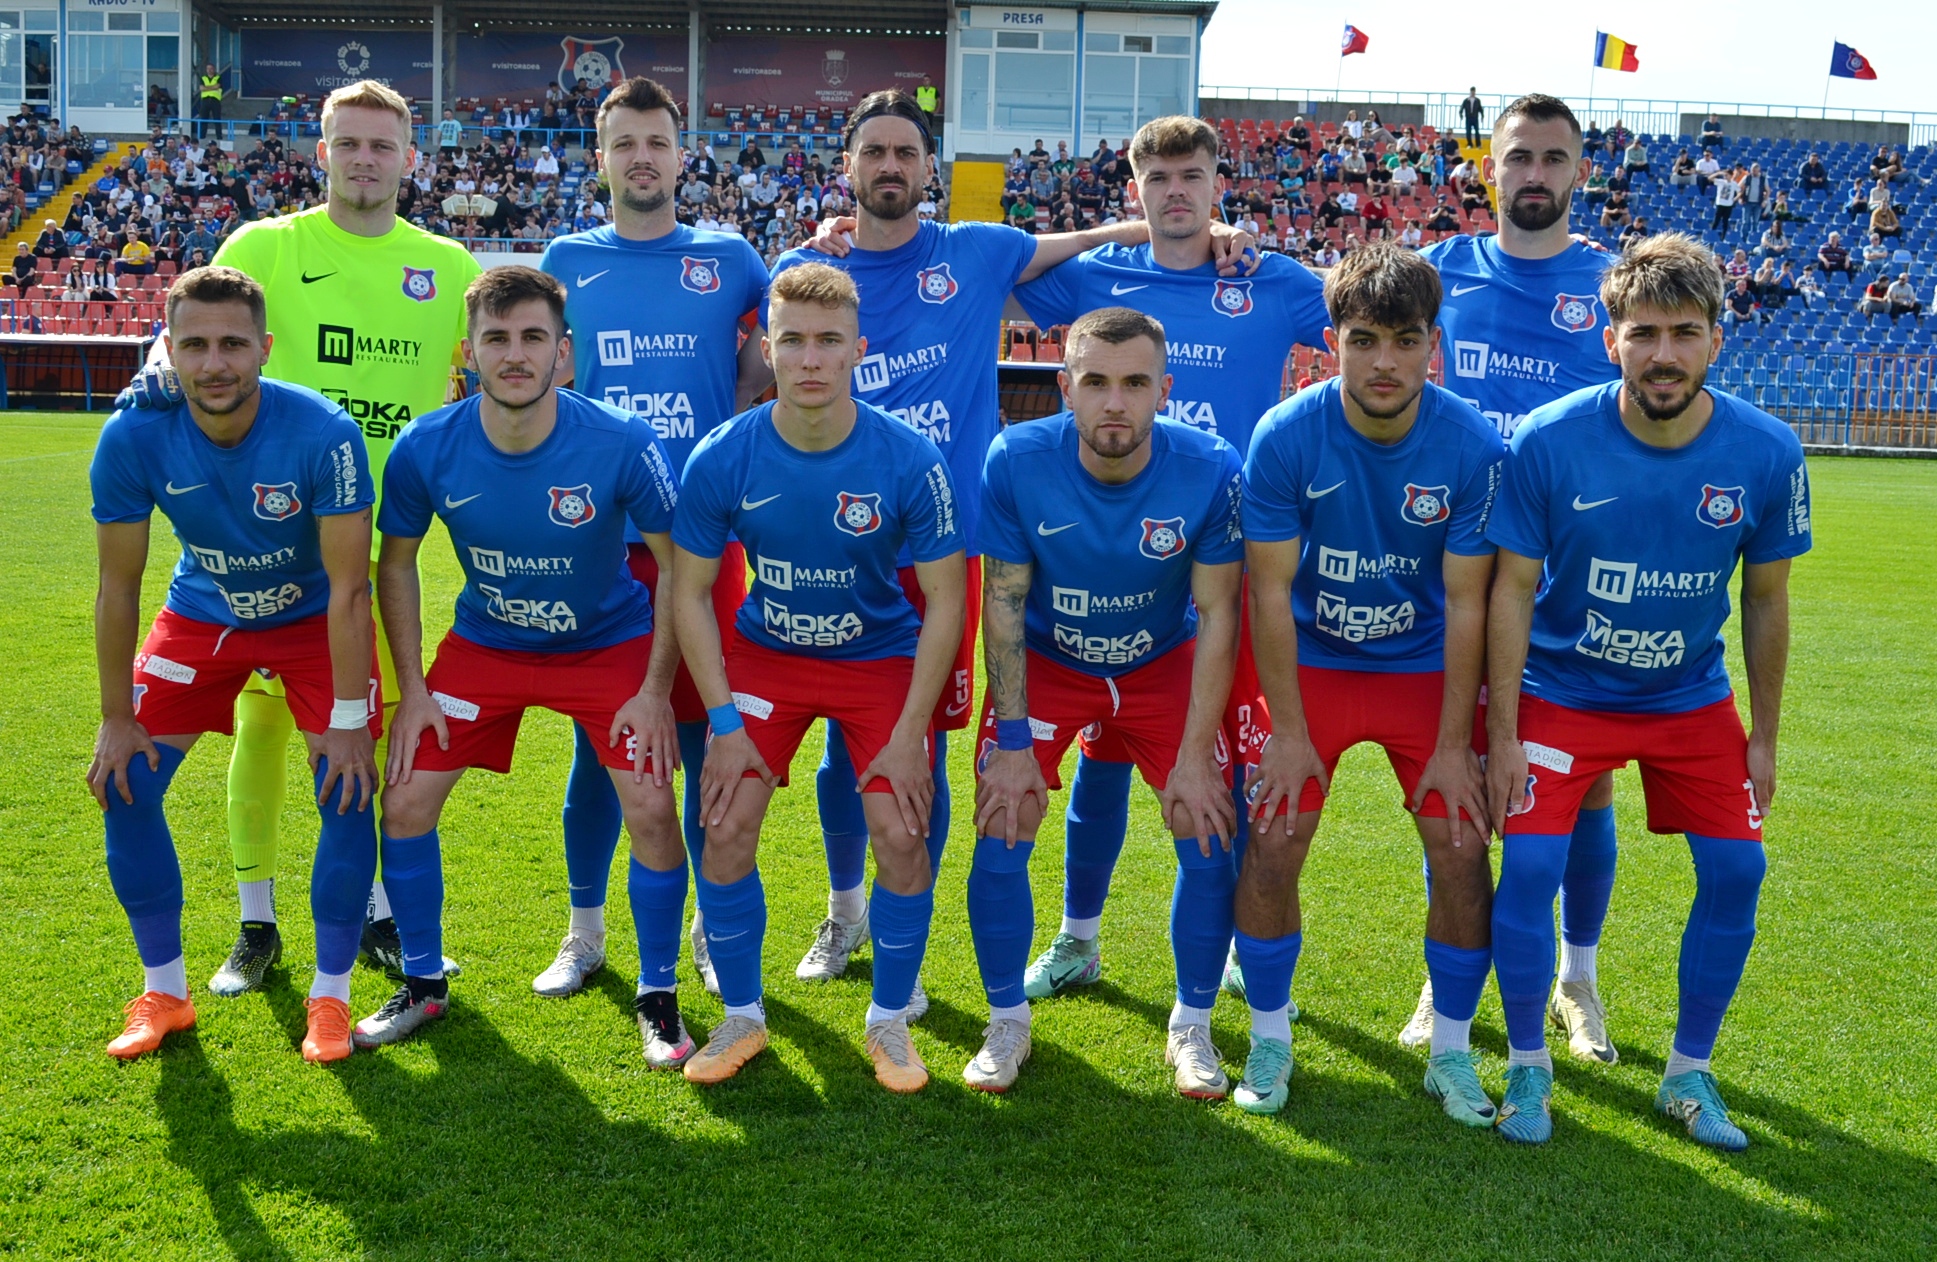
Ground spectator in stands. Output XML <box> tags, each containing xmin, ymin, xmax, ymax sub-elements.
<box><xmin>1737</xmin><ymin>163</ymin><xmax>1767</xmax><ymax>233</ymax></box>
<box><xmin>55</xmin><ymin>266</ymin><xmax>86</xmax><ymax>304</ymax></box>
<box><xmin>1751</xmin><ymin>256</ymin><xmax>1779</xmax><ymax>303</ymax></box>
<box><xmin>1796</xmin><ymin>262</ymin><xmax>1825</xmax><ymax>308</ymax></box>
<box><xmin>1584</xmin><ymin>119</ymin><xmax>1605</xmax><ymax>150</ymax></box>
<box><xmin>1858</xmin><ymin>274</ymin><xmax>1892</xmax><ymax>321</ymax></box>
<box><xmin>1774</xmin><ymin>259</ymin><xmax>1799</xmax><ymax>304</ymax></box>
<box><xmin>1863</xmin><ymin>231</ymin><xmax>1892</xmax><ymax>272</ymax></box>
<box><xmin>1724</xmin><ymin>247</ymin><xmax>1753</xmax><ymax>286</ymax></box>
<box><xmin>84</xmin><ymin>256</ymin><xmax>116</xmax><ymax>302</ymax></box>
<box><xmin>1584</xmin><ymin>163</ymin><xmax>1609</xmax><ymax>205</ymax></box>
<box><xmin>33</xmin><ymin>216</ymin><xmax>67</xmax><ymax>261</ymax></box>
<box><xmin>1286</xmin><ymin>115</ymin><xmax>1311</xmax><ymax>154</ymax></box>
<box><xmin>1818</xmin><ymin>231</ymin><xmax>1856</xmax><ymax>277</ymax></box>
<box><xmin>1313</xmin><ymin>239</ymin><xmax>1342</xmax><ymax>268</ymax></box>
<box><xmin>1619</xmin><ymin>215</ymin><xmax>1651</xmax><ymax>250</ymax></box>
<box><xmin>1669</xmin><ymin>149</ymin><xmax>1698</xmax><ymax>188</ymax></box>
<box><xmin>1363</xmin><ymin>110</ymin><xmax>1395</xmax><ymax>146</ymax></box>
<box><xmin>1723</xmin><ymin>278</ymin><xmax>1759</xmax><ymax>326</ymax></box>
<box><xmin>1711</xmin><ymin>168</ymin><xmax>1741</xmax><ymax>233</ymax></box>
<box><xmin>115</xmin><ymin>227</ymin><xmax>153</xmax><ymax>276</ymax></box>
<box><xmin>1390</xmin><ymin>156</ymin><xmax>1418</xmax><ymax>196</ymax></box>
<box><xmin>1605</xmin><ymin>119</ymin><xmax>1632</xmax><ymax>159</ymax></box>
<box><xmin>1769</xmin><ymin>191</ymin><xmax>1804</xmax><ymax>224</ymax></box>
<box><xmin>1871</xmin><ymin>145</ymin><xmax>1907</xmax><ymax>183</ymax></box>
<box><xmin>1361</xmin><ymin>192</ymin><xmax>1391</xmax><ymax>239</ymax></box>
<box><xmin>1868</xmin><ymin>175</ymin><xmax>1892</xmax><ymax>212</ymax></box>
<box><xmin>1623</xmin><ymin>134</ymin><xmax>1650</xmax><ymax>182</ymax></box>
<box><xmin>1366</xmin><ymin>152</ymin><xmax>1393</xmax><ymax>194</ymax></box>
<box><xmin>1759</xmin><ymin>218</ymin><xmax>1790</xmax><ymax>258</ymax></box>
<box><xmin>1398</xmin><ymin>218</ymin><xmax>1423</xmax><ymax>248</ymax></box>
<box><xmin>1600</xmin><ymin>185</ymin><xmax>1631</xmax><ymax>229</ymax></box>
<box><xmin>1311</xmin><ymin>189</ymin><xmax>1344</xmax><ymax>229</ymax></box>
<box><xmin>182</xmin><ymin>218</ymin><xmax>219</xmax><ymax>261</ymax></box>
<box><xmin>1007</xmin><ymin>187</ymin><xmax>1036</xmax><ymax>232</ymax></box>
<box><xmin>1845</xmin><ymin>177</ymin><xmax>1871</xmax><ymax>221</ymax></box>
<box><xmin>436</xmin><ymin>110</ymin><xmax>462</xmax><ymax>158</ymax></box>
<box><xmin>1796</xmin><ymin>151</ymin><xmax>1828</xmax><ymax>193</ymax></box>
<box><xmin>7</xmin><ymin>240</ymin><xmax>33</xmax><ymax>296</ymax></box>
<box><xmin>1700</xmin><ymin>115</ymin><xmax>1726</xmax><ymax>148</ymax></box>
<box><xmin>1424</xmin><ymin>198</ymin><xmax>1459</xmax><ymax>234</ymax></box>
<box><xmin>1029</xmin><ymin>158</ymin><xmax>1054</xmax><ymax>203</ymax></box>
<box><xmin>1887</xmin><ymin>273</ymin><xmax>1923</xmax><ymax>322</ymax></box>
<box><xmin>1341</xmin><ymin>141</ymin><xmax>1369</xmax><ymax>187</ymax></box>
<box><xmin>1460</xmin><ymin>88</ymin><xmax>1484</xmax><ymax>146</ymax></box>
<box><xmin>1870</xmin><ymin>199</ymin><xmax>1902</xmax><ymax>241</ymax></box>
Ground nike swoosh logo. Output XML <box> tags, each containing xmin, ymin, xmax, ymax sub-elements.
<box><xmin>576</xmin><ymin>270</ymin><xmax>610</xmax><ymax>287</ymax></box>
<box><xmin>445</xmin><ymin>493</ymin><xmax>481</xmax><ymax>509</ymax></box>
<box><xmin>944</xmin><ymin>701</ymin><xmax>971</xmax><ymax>717</ymax></box>
<box><xmin>1450</xmin><ymin>283</ymin><xmax>1488</xmax><ymax>296</ymax></box>
<box><xmin>1110</xmin><ymin>282</ymin><xmax>1150</xmax><ymax>295</ymax></box>
<box><xmin>235</xmin><ymin>864</ymin><xmax>259</xmax><ymax>873</ymax></box>
<box><xmin>709</xmin><ymin>929</ymin><xmax>749</xmax><ymax>942</ymax></box>
<box><xmin>1306</xmin><ymin>481</ymin><xmax>1345</xmax><ymax>498</ymax></box>
<box><xmin>1572</xmin><ymin>495</ymin><xmax>1618</xmax><ymax>510</ymax></box>
<box><xmin>300</xmin><ymin>271</ymin><xmax>336</xmax><ymax>284</ymax></box>
<box><xmin>741</xmin><ymin>494</ymin><xmax>781</xmax><ymax>510</ymax></box>
<box><xmin>878</xmin><ymin>940</ymin><xmax>912</xmax><ymax>950</ymax></box>
<box><xmin>164</xmin><ymin>481</ymin><xmax>206</xmax><ymax>494</ymax></box>
<box><xmin>1037</xmin><ymin>521</ymin><xmax>1078</xmax><ymax>536</ymax></box>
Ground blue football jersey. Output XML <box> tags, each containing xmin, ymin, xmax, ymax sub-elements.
<box><xmin>90</xmin><ymin>378</ymin><xmax>373</xmax><ymax>629</ymax></box>
<box><xmin>677</xmin><ymin>401</ymin><xmax>964</xmax><ymax>660</ymax></box>
<box><xmin>1422</xmin><ymin>234</ymin><xmax>1619</xmax><ymax>438</ymax></box>
<box><xmin>1015</xmin><ymin>243</ymin><xmax>1330</xmax><ymax>456</ymax></box>
<box><xmin>982</xmin><ymin>414</ymin><xmax>1244</xmax><ymax>677</ymax></box>
<box><xmin>1245</xmin><ymin>379</ymin><xmax>1505</xmax><ymax>673</ymax></box>
<box><xmin>540</xmin><ymin>225</ymin><xmax>768</xmax><ymax>473</ymax></box>
<box><xmin>768</xmin><ymin>220</ymin><xmax>1036</xmax><ymax>554</ymax></box>
<box><xmin>379</xmin><ymin>389</ymin><xmax>680</xmax><ymax>652</ymax></box>
<box><xmin>1485</xmin><ymin>383</ymin><xmax>1812</xmax><ymax>714</ymax></box>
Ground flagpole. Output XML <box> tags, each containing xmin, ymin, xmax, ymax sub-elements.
<box><xmin>1334</xmin><ymin>54</ymin><xmax>1343</xmax><ymax>104</ymax></box>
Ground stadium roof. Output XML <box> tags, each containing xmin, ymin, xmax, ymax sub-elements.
<box><xmin>200</xmin><ymin>1</ymin><xmax>953</xmax><ymax>34</ymax></box>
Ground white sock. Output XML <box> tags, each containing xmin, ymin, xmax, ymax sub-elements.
<box><xmin>1060</xmin><ymin>914</ymin><xmax>1101</xmax><ymax>941</ymax></box>
<box><xmin>238</xmin><ymin>878</ymin><xmax>276</xmax><ymax>924</ymax></box>
<box><xmin>865</xmin><ymin>1001</ymin><xmax>906</xmax><ymax>1027</ymax></box>
<box><xmin>1250</xmin><ymin>1003</ymin><xmax>1293</xmax><ymax>1045</ymax></box>
<box><xmin>368</xmin><ymin>880</ymin><xmax>393</xmax><ymax>922</ymax></box>
<box><xmin>989</xmin><ymin>1001</ymin><xmax>1031</xmax><ymax>1027</ymax></box>
<box><xmin>636</xmin><ymin>982</ymin><xmax>676</xmax><ymax>996</ymax></box>
<box><xmin>1664</xmin><ymin>1049</ymin><xmax>1712</xmax><ymax>1080</ymax></box>
<box><xmin>724</xmin><ymin>1000</ymin><xmax>765</xmax><ymax>1025</ymax></box>
<box><xmin>1429</xmin><ymin>1011</ymin><xmax>1473</xmax><ymax>1058</ymax></box>
<box><xmin>1168</xmin><ymin>1001</ymin><xmax>1212</xmax><ymax>1033</ymax></box>
<box><xmin>569</xmin><ymin>904</ymin><xmax>606</xmax><ymax>941</ymax></box>
<box><xmin>1558</xmin><ymin>940</ymin><xmax>1598</xmax><ymax>984</ymax></box>
<box><xmin>829</xmin><ymin>884</ymin><xmax>865</xmax><ymax>923</ymax></box>
<box><xmin>1507</xmin><ymin>1045</ymin><xmax>1554</xmax><ymax>1073</ymax></box>
<box><xmin>146</xmin><ymin>956</ymin><xmax>189</xmax><ymax>1000</ymax></box>
<box><xmin>308</xmin><ymin>969</ymin><xmax>352</xmax><ymax>1002</ymax></box>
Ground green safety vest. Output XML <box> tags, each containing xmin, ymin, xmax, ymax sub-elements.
<box><xmin>199</xmin><ymin>75</ymin><xmax>222</xmax><ymax>101</ymax></box>
<box><xmin>915</xmin><ymin>85</ymin><xmax>937</xmax><ymax>113</ymax></box>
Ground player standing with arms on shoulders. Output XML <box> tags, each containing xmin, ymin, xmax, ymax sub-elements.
<box><xmin>1008</xmin><ymin>115</ymin><xmax>1329</xmax><ymax>1004</ymax></box>
<box><xmin>1483</xmin><ymin>234</ymin><xmax>1809</xmax><ymax>1148</ymax></box>
<box><xmin>1240</xmin><ymin>245</ymin><xmax>1504</xmax><ymax>1120</ymax></box>
<box><xmin>670</xmin><ymin>263</ymin><xmax>966</xmax><ymax>1093</ymax></box>
<box><xmin>1403</xmin><ymin>93</ymin><xmax>1625</xmax><ymax>1057</ymax></box>
<box><xmin>363</xmin><ymin>267</ymin><xmax>691</xmax><ymax>1062</ymax></box>
<box><xmin>968</xmin><ymin>307</ymin><xmax>1242</xmax><ymax>1096</ymax></box>
<box><xmin>537</xmin><ymin>76</ymin><xmax>771</xmax><ymax>1000</ymax></box>
<box><xmin>120</xmin><ymin>80</ymin><xmax>480</xmax><ymax>993</ymax></box>
<box><xmin>88</xmin><ymin>267</ymin><xmax>382</xmax><ymax>1063</ymax></box>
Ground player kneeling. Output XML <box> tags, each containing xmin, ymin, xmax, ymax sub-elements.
<box><xmin>371</xmin><ymin>266</ymin><xmax>694</xmax><ymax>1066</ymax></box>
<box><xmin>88</xmin><ymin>266</ymin><xmax>382</xmax><ymax>1063</ymax></box>
<box><xmin>1484</xmin><ymin>234</ymin><xmax>1809</xmax><ymax>1148</ymax></box>
<box><xmin>670</xmin><ymin>263</ymin><xmax>966</xmax><ymax>1093</ymax></box>
<box><xmin>1242</xmin><ymin>244</ymin><xmax>1506</xmax><ymax>1119</ymax></box>
<box><xmin>971</xmin><ymin>307</ymin><xmax>1243</xmax><ymax>1096</ymax></box>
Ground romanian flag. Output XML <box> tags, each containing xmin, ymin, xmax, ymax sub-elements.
<box><xmin>1593</xmin><ymin>32</ymin><xmax>1640</xmax><ymax>73</ymax></box>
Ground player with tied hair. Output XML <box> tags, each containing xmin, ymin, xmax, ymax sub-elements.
<box><xmin>88</xmin><ymin>267</ymin><xmax>382</xmax><ymax>1063</ymax></box>
<box><xmin>537</xmin><ymin>75</ymin><xmax>772</xmax><ymax>1002</ymax></box>
<box><xmin>670</xmin><ymin>263</ymin><xmax>966</xmax><ymax>1092</ymax></box>
<box><xmin>120</xmin><ymin>79</ymin><xmax>479</xmax><ymax>994</ymax></box>
<box><xmin>363</xmin><ymin>267</ymin><xmax>691</xmax><ymax>1063</ymax></box>
<box><xmin>967</xmin><ymin>307</ymin><xmax>1244</xmax><ymax>1095</ymax></box>
<box><xmin>1239</xmin><ymin>244</ymin><xmax>1505</xmax><ymax>1118</ymax></box>
<box><xmin>1484</xmin><ymin>233</ymin><xmax>1810</xmax><ymax>1148</ymax></box>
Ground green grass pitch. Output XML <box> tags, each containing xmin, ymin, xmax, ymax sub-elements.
<box><xmin>1</xmin><ymin>410</ymin><xmax>1932</xmax><ymax>1260</ymax></box>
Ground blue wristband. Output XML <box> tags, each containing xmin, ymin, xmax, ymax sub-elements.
<box><xmin>707</xmin><ymin>702</ymin><xmax>743</xmax><ymax>736</ymax></box>
<box><xmin>995</xmin><ymin>717</ymin><xmax>1034</xmax><ymax>751</ymax></box>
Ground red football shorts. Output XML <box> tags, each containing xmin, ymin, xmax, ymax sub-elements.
<box><xmin>1292</xmin><ymin>665</ymin><xmax>1483</xmax><ymax>818</ymax></box>
<box><xmin>722</xmin><ymin>632</ymin><xmax>928</xmax><ymax>792</ymax></box>
<box><xmin>132</xmin><ymin>607</ymin><xmax>381</xmax><ymax>738</ymax></box>
<box><xmin>410</xmin><ymin>630</ymin><xmax>654</xmax><ymax>774</ymax></box>
<box><xmin>899</xmin><ymin>554</ymin><xmax>981</xmax><ymax>731</ymax></box>
<box><xmin>976</xmin><ymin>642</ymin><xmax>1229</xmax><ymax>792</ymax></box>
<box><xmin>628</xmin><ymin>539</ymin><xmax>746</xmax><ymax>724</ymax></box>
<box><xmin>1502</xmin><ymin>694</ymin><xmax>1762</xmax><ymax>841</ymax></box>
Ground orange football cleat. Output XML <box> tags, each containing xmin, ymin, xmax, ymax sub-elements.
<box><xmin>302</xmin><ymin>996</ymin><xmax>354</xmax><ymax>1063</ymax></box>
<box><xmin>106</xmin><ymin>991</ymin><xmax>197</xmax><ymax>1060</ymax></box>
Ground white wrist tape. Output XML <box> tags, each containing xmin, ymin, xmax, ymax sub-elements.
<box><xmin>329</xmin><ymin>698</ymin><xmax>369</xmax><ymax>730</ymax></box>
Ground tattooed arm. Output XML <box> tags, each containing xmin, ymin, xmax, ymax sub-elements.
<box><xmin>973</xmin><ymin>555</ymin><xmax>1048</xmax><ymax>845</ymax></box>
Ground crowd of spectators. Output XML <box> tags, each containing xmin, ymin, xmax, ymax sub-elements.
<box><xmin>3</xmin><ymin>110</ymin><xmax>91</xmax><ymax>235</ymax></box>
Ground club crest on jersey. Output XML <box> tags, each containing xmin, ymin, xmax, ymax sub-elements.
<box><xmin>1401</xmin><ymin>483</ymin><xmax>1452</xmax><ymax>526</ymax></box>
<box><xmin>252</xmin><ymin>482</ymin><xmax>302</xmax><ymax>521</ymax></box>
<box><xmin>915</xmin><ymin>263</ymin><xmax>959</xmax><ymax>305</ymax></box>
<box><xmin>681</xmin><ymin>256</ymin><xmax>722</xmax><ymax>294</ymax></box>
<box><xmin>1551</xmin><ymin>292</ymin><xmax>1599</xmax><ymax>333</ymax></box>
<box><xmin>834</xmin><ymin>491</ymin><xmax>884</xmax><ymax>535</ymax></box>
<box><xmin>401</xmin><ymin>267</ymin><xmax>437</xmax><ymax>303</ymax></box>
<box><xmin>548</xmin><ymin>484</ymin><xmax>597</xmax><ymax>528</ymax></box>
<box><xmin>131</xmin><ymin>683</ymin><xmax>147</xmax><ymax>715</ymax></box>
<box><xmin>1212</xmin><ymin>279</ymin><xmax>1254</xmax><ymax>318</ymax></box>
<box><xmin>1698</xmin><ymin>484</ymin><xmax>1746</xmax><ymax>528</ymax></box>
<box><xmin>976</xmin><ymin>737</ymin><xmax>998</xmax><ymax>775</ymax></box>
<box><xmin>1140</xmin><ymin>516</ymin><xmax>1188</xmax><ymax>560</ymax></box>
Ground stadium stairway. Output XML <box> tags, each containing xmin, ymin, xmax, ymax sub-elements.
<box><xmin>1</xmin><ymin>143</ymin><xmax>129</xmax><ymax>257</ymax></box>
<box><xmin>949</xmin><ymin>160</ymin><xmax>1006</xmax><ymax>223</ymax></box>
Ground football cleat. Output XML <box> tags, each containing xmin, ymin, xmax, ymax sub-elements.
<box><xmin>962</xmin><ymin>1019</ymin><xmax>1032</xmax><ymax>1093</ymax></box>
<box><xmin>865</xmin><ymin>1015</ymin><xmax>929</xmax><ymax>1094</ymax></box>
<box><xmin>905</xmin><ymin>979</ymin><xmax>930</xmax><ymax>1024</ymax></box>
<box><xmin>634</xmin><ymin>990</ymin><xmax>695</xmax><ymax>1070</ymax></box>
<box><xmin>532</xmin><ymin>933</ymin><xmax>606</xmax><ymax>998</ymax></box>
<box><xmin>106</xmin><ymin>991</ymin><xmax>196</xmax><ymax>1060</ymax></box>
<box><xmin>1656</xmin><ymin>1071</ymin><xmax>1749</xmax><ymax>1151</ymax></box>
<box><xmin>684</xmin><ymin>1014</ymin><xmax>769</xmax><ymax>1085</ymax></box>
<box><xmin>1022</xmin><ymin>933</ymin><xmax>1100</xmax><ymax>1000</ymax></box>
<box><xmin>1232</xmin><ymin>1036</ymin><xmax>1294</xmax><ymax>1115</ymax></box>
<box><xmin>795</xmin><ymin>911</ymin><xmax>869</xmax><ymax>982</ymax></box>
<box><xmin>352</xmin><ymin>980</ymin><xmax>449</xmax><ymax>1048</ymax></box>
<box><xmin>1496</xmin><ymin>1063</ymin><xmax>1554</xmax><ymax>1144</ymax></box>
<box><xmin>1221</xmin><ymin>943</ymin><xmax>1299</xmax><ymax>1020</ymax></box>
<box><xmin>690</xmin><ymin>911</ymin><xmax>719</xmax><ymax>996</ymax></box>
<box><xmin>1549</xmin><ymin>978</ymin><xmax>1619</xmax><ymax>1063</ymax></box>
<box><xmin>1164</xmin><ymin>1025</ymin><xmax>1230</xmax><ymax>1100</ymax></box>
<box><xmin>1398</xmin><ymin>978</ymin><xmax>1436</xmax><ymax>1048</ymax></box>
<box><xmin>358</xmin><ymin>917</ymin><xmax>460</xmax><ymax>980</ymax></box>
<box><xmin>1423</xmin><ymin>1049</ymin><xmax>1497</xmax><ymax>1128</ymax></box>
<box><xmin>301</xmin><ymin>996</ymin><xmax>354</xmax><ymax>1063</ymax></box>
<box><xmin>208</xmin><ymin>922</ymin><xmax>282</xmax><ymax>996</ymax></box>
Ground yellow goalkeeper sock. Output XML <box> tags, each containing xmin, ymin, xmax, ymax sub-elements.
<box><xmin>228</xmin><ymin>689</ymin><xmax>296</xmax><ymax>886</ymax></box>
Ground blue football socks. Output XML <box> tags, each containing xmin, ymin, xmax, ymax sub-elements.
<box><xmin>868</xmin><ymin>883</ymin><xmax>935</xmax><ymax>1014</ymax></box>
<box><xmin>378</xmin><ymin>826</ymin><xmax>445</xmax><ymax>979</ymax></box>
<box><xmin>967</xmin><ymin>833</ymin><xmax>1036</xmax><ymax>1009</ymax></box>
<box><xmin>1170</xmin><ymin>837</ymin><xmax>1237</xmax><ymax>1009</ymax></box>
<box><xmin>102</xmin><ymin>743</ymin><xmax>188</xmax><ymax>969</ymax></box>
<box><xmin>1560</xmin><ymin>805</ymin><xmax>1618</xmax><ymax>948</ymax></box>
<box><xmin>309</xmin><ymin>756</ymin><xmax>378</xmax><ymax>978</ymax></box>
<box><xmin>696</xmin><ymin>868</ymin><xmax>766</xmax><ymax>1009</ymax></box>
<box><xmin>628</xmin><ymin>856</ymin><xmax>689</xmax><ymax>991</ymax></box>
<box><xmin>1675</xmin><ymin>834</ymin><xmax>1767</xmax><ymax>1058</ymax></box>
<box><xmin>1063</xmin><ymin>754</ymin><xmax>1132</xmax><ymax>924</ymax></box>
